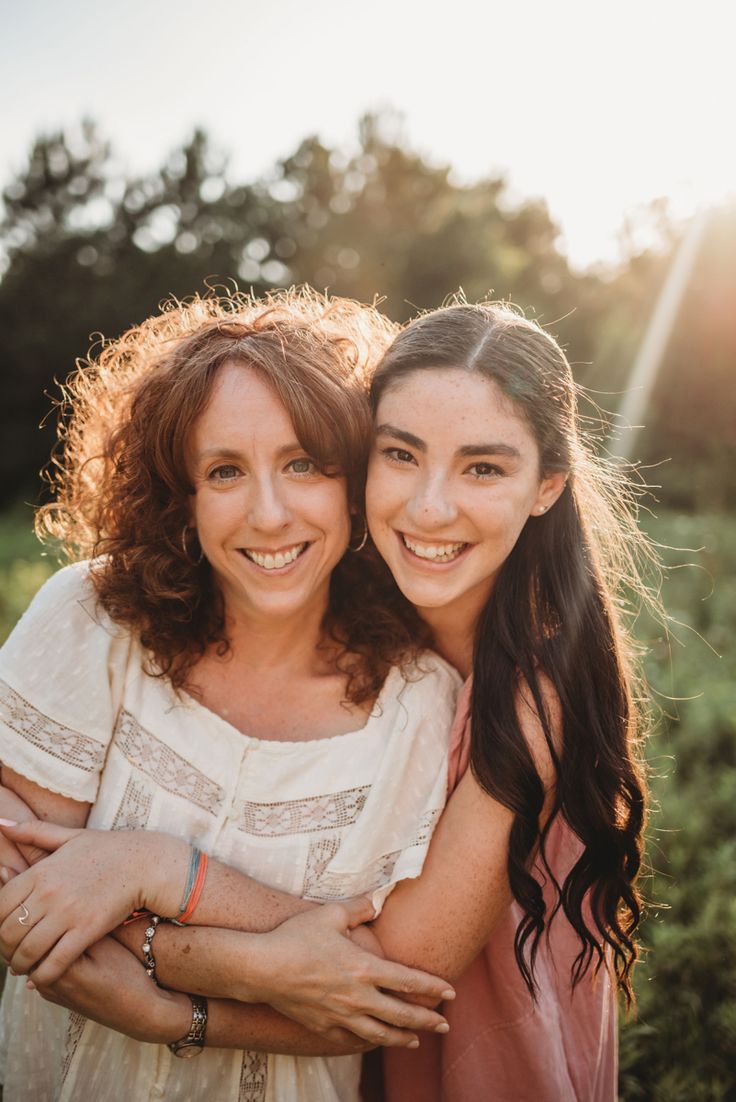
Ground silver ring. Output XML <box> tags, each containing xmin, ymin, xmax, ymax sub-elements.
<box><xmin>17</xmin><ymin>903</ymin><xmax>30</xmax><ymax>926</ymax></box>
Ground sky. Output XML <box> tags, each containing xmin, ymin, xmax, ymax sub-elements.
<box><xmin>1</xmin><ymin>0</ymin><xmax>733</xmax><ymax>268</ymax></box>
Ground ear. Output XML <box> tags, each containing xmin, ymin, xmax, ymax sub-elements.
<box><xmin>531</xmin><ymin>471</ymin><xmax>567</xmax><ymax>517</ymax></box>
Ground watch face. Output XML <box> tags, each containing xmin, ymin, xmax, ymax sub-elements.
<box><xmin>174</xmin><ymin>1043</ymin><xmax>204</xmax><ymax>1059</ymax></box>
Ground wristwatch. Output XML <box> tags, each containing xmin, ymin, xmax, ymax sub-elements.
<box><xmin>168</xmin><ymin>995</ymin><xmax>208</xmax><ymax>1058</ymax></box>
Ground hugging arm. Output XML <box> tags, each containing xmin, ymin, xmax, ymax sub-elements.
<box><xmin>0</xmin><ymin>770</ymin><xmax>452</xmax><ymax>1048</ymax></box>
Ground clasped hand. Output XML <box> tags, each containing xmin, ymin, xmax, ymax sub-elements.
<box><xmin>0</xmin><ymin>820</ymin><xmax>181</xmax><ymax>984</ymax></box>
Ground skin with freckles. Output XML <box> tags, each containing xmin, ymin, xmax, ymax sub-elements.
<box><xmin>367</xmin><ymin>369</ymin><xmax>566</xmax><ymax>670</ymax></box>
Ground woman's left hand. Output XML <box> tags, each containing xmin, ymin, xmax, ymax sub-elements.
<box><xmin>27</xmin><ymin>936</ymin><xmax>191</xmax><ymax>1045</ymax></box>
<box><xmin>0</xmin><ymin>819</ymin><xmax>187</xmax><ymax>983</ymax></box>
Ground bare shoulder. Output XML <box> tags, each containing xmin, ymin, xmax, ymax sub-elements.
<box><xmin>514</xmin><ymin>670</ymin><xmax>562</xmax><ymax>791</ymax></box>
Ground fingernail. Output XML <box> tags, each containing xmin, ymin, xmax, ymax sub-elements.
<box><xmin>25</xmin><ymin>980</ymin><xmax>35</xmax><ymax>990</ymax></box>
<box><xmin>9</xmin><ymin>969</ymin><xmax>17</xmax><ymax>977</ymax></box>
<box><xmin>407</xmin><ymin>1039</ymin><xmax>420</xmax><ymax>1049</ymax></box>
<box><xmin>0</xmin><ymin>819</ymin><xmax>18</xmax><ymax>827</ymax></box>
<box><xmin>435</xmin><ymin>1022</ymin><xmax>450</xmax><ymax>1033</ymax></box>
<box><xmin>0</xmin><ymin>867</ymin><xmax>11</xmax><ymax>883</ymax></box>
<box><xmin>441</xmin><ymin>989</ymin><xmax>455</xmax><ymax>1000</ymax></box>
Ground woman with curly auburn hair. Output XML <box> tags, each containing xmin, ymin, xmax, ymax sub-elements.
<box><xmin>0</xmin><ymin>290</ymin><xmax>462</xmax><ymax>1102</ymax></box>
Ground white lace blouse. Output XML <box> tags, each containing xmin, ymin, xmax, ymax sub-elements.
<box><xmin>0</xmin><ymin>563</ymin><xmax>460</xmax><ymax>1102</ymax></box>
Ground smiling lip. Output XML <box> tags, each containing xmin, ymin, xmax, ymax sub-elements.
<box><xmin>239</xmin><ymin>542</ymin><xmax>310</xmax><ymax>572</ymax></box>
<box><xmin>399</xmin><ymin>532</ymin><xmax>470</xmax><ymax>565</ymax></box>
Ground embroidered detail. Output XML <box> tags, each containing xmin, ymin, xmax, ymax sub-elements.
<box><xmin>113</xmin><ymin>710</ymin><xmax>224</xmax><ymax>815</ymax></box>
<box><xmin>303</xmin><ymin>834</ymin><xmax>342</xmax><ymax>896</ymax></box>
<box><xmin>61</xmin><ymin>1011</ymin><xmax>87</xmax><ymax>1085</ymax></box>
<box><xmin>238</xmin><ymin>1051</ymin><xmax>268</xmax><ymax>1101</ymax></box>
<box><xmin>312</xmin><ymin>806</ymin><xmax>444</xmax><ymax>901</ymax></box>
<box><xmin>234</xmin><ymin>785</ymin><xmax>370</xmax><ymax>837</ymax></box>
<box><xmin>0</xmin><ymin>678</ymin><xmax>106</xmax><ymax>774</ymax></box>
<box><xmin>111</xmin><ymin>774</ymin><xmax>153</xmax><ymax>831</ymax></box>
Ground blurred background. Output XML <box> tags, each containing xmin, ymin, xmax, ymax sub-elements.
<box><xmin>1</xmin><ymin>1</ymin><xmax>734</xmax><ymax>1097</ymax></box>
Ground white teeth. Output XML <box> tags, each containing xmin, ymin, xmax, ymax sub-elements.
<box><xmin>402</xmin><ymin>536</ymin><xmax>466</xmax><ymax>562</ymax></box>
<box><xmin>243</xmin><ymin>543</ymin><xmax>306</xmax><ymax>570</ymax></box>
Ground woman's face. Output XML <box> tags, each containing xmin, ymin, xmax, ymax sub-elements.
<box><xmin>367</xmin><ymin>368</ymin><xmax>565</xmax><ymax>632</ymax></box>
<box><xmin>188</xmin><ymin>360</ymin><xmax>351</xmax><ymax>623</ymax></box>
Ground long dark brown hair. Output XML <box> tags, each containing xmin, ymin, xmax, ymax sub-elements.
<box><xmin>371</xmin><ymin>301</ymin><xmax>658</xmax><ymax>1005</ymax></box>
<box><xmin>39</xmin><ymin>288</ymin><xmax>429</xmax><ymax>702</ymax></box>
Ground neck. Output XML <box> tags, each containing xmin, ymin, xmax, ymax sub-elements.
<box><xmin>222</xmin><ymin>596</ymin><xmax>330</xmax><ymax>677</ymax></box>
<box><xmin>418</xmin><ymin>603</ymin><xmax>475</xmax><ymax>680</ymax></box>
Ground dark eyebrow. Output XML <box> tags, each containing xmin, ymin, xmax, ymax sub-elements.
<box><xmin>457</xmin><ymin>443</ymin><xmax>521</xmax><ymax>460</ymax></box>
<box><xmin>374</xmin><ymin>424</ymin><xmax>427</xmax><ymax>452</ymax></box>
<box><xmin>376</xmin><ymin>425</ymin><xmax>521</xmax><ymax>462</ymax></box>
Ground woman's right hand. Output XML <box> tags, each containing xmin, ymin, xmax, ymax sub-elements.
<box><xmin>238</xmin><ymin>896</ymin><xmax>454</xmax><ymax>1047</ymax></box>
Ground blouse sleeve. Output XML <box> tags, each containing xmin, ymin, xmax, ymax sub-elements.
<box><xmin>0</xmin><ymin>562</ymin><xmax>132</xmax><ymax>803</ymax></box>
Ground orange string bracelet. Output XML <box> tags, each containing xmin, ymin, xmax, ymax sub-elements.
<box><xmin>177</xmin><ymin>851</ymin><xmax>208</xmax><ymax>924</ymax></box>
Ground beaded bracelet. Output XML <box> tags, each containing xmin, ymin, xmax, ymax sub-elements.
<box><xmin>142</xmin><ymin>914</ymin><xmax>163</xmax><ymax>985</ymax></box>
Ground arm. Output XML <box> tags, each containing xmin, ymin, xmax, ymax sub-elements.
<box><xmin>372</xmin><ymin>676</ymin><xmax>562</xmax><ymax>984</ymax></box>
<box><xmin>31</xmin><ymin>934</ymin><xmax>414</xmax><ymax>1055</ymax></box>
<box><xmin>0</xmin><ymin>778</ymin><xmax>452</xmax><ymax>1045</ymax></box>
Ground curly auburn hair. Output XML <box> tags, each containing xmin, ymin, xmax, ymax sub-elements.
<box><xmin>39</xmin><ymin>288</ymin><xmax>430</xmax><ymax>701</ymax></box>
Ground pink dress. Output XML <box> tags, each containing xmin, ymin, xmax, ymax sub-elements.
<box><xmin>383</xmin><ymin>681</ymin><xmax>617</xmax><ymax>1102</ymax></box>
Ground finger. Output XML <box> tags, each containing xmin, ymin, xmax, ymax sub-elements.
<box><xmin>366</xmin><ymin>991</ymin><xmax>450</xmax><ymax>1034</ymax></box>
<box><xmin>374</xmin><ymin>959</ymin><xmax>455</xmax><ymax>1002</ymax></box>
<box><xmin>0</xmin><ymin>886</ymin><xmax>37</xmax><ymax>956</ymax></box>
<box><xmin>0</xmin><ymin>837</ymin><xmax>29</xmax><ymax>874</ymax></box>
<box><xmin>8</xmin><ymin>913</ymin><xmax>67</xmax><ymax>975</ymax></box>
<box><xmin>335</xmin><ymin>896</ymin><xmax>377</xmax><ymax>929</ymax></box>
<box><xmin>18</xmin><ymin>844</ymin><xmax>51</xmax><ymax>868</ymax></box>
<box><xmin>26</xmin><ymin>929</ymin><xmax>89</xmax><ymax>987</ymax></box>
<box><xmin>0</xmin><ymin>865</ymin><xmax>23</xmax><ymax>882</ymax></box>
<box><xmin>340</xmin><ymin>1014</ymin><xmax>420</xmax><ymax>1049</ymax></box>
<box><xmin>0</xmin><ymin>821</ymin><xmax>79</xmax><ymax>853</ymax></box>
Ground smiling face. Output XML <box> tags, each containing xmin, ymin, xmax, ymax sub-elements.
<box><xmin>367</xmin><ymin>368</ymin><xmax>566</xmax><ymax>635</ymax></box>
<box><xmin>188</xmin><ymin>360</ymin><xmax>351</xmax><ymax>624</ymax></box>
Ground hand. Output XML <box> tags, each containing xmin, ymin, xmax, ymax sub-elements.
<box><xmin>243</xmin><ymin>896</ymin><xmax>455</xmax><ymax>1048</ymax></box>
<box><xmin>28</xmin><ymin>936</ymin><xmax>192</xmax><ymax>1044</ymax></box>
<box><xmin>0</xmin><ymin>820</ymin><xmax>188</xmax><ymax>984</ymax></box>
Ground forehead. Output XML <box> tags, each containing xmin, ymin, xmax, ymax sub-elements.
<box><xmin>377</xmin><ymin>368</ymin><xmax>537</xmax><ymax>450</ymax></box>
<box><xmin>193</xmin><ymin>361</ymin><xmax>295</xmax><ymax>441</ymax></box>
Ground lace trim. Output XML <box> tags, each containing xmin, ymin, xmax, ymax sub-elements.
<box><xmin>234</xmin><ymin>784</ymin><xmax>370</xmax><ymax>837</ymax></box>
<box><xmin>111</xmin><ymin>773</ymin><xmax>153</xmax><ymax>831</ymax></box>
<box><xmin>238</xmin><ymin>1051</ymin><xmax>268</xmax><ymax>1102</ymax></box>
<box><xmin>303</xmin><ymin>834</ymin><xmax>342</xmax><ymax>896</ymax></box>
<box><xmin>311</xmin><ymin>805</ymin><xmax>443</xmax><ymax>901</ymax></box>
<box><xmin>0</xmin><ymin>677</ymin><xmax>106</xmax><ymax>774</ymax></box>
<box><xmin>113</xmin><ymin>710</ymin><xmax>224</xmax><ymax>815</ymax></box>
<box><xmin>60</xmin><ymin>1011</ymin><xmax>87</xmax><ymax>1086</ymax></box>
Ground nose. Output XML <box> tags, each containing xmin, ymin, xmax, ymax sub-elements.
<box><xmin>247</xmin><ymin>474</ymin><xmax>293</xmax><ymax>533</ymax></box>
<box><xmin>405</xmin><ymin>471</ymin><xmax>458</xmax><ymax>529</ymax></box>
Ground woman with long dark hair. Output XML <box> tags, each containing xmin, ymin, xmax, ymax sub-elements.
<box><xmin>367</xmin><ymin>300</ymin><xmax>654</xmax><ymax>1099</ymax></box>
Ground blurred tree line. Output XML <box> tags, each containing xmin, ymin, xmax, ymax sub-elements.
<box><xmin>2</xmin><ymin>114</ymin><xmax>735</xmax><ymax>508</ymax></box>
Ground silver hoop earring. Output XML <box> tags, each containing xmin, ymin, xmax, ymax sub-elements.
<box><xmin>348</xmin><ymin>518</ymin><xmax>369</xmax><ymax>553</ymax></box>
<box><xmin>181</xmin><ymin>526</ymin><xmax>204</xmax><ymax>566</ymax></box>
